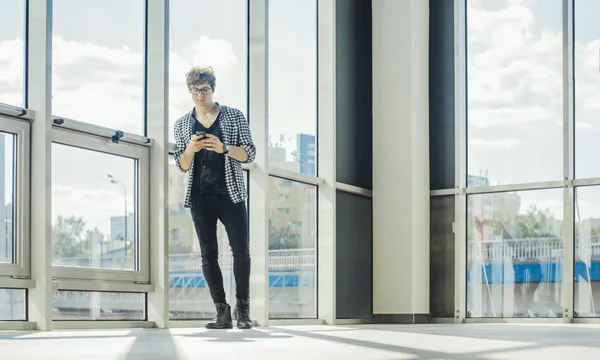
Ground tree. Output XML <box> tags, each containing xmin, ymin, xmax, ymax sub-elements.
<box><xmin>52</xmin><ymin>215</ymin><xmax>88</xmax><ymax>258</ymax></box>
<box><xmin>269</xmin><ymin>220</ymin><xmax>300</xmax><ymax>250</ymax></box>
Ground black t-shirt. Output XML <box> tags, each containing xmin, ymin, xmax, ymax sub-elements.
<box><xmin>191</xmin><ymin>111</ymin><xmax>228</xmax><ymax>203</ymax></box>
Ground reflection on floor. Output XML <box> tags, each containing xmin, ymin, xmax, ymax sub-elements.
<box><xmin>2</xmin><ymin>323</ymin><xmax>600</xmax><ymax>359</ymax></box>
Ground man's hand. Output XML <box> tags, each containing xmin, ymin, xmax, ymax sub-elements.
<box><xmin>186</xmin><ymin>134</ymin><xmax>205</xmax><ymax>154</ymax></box>
<box><xmin>203</xmin><ymin>134</ymin><xmax>225</xmax><ymax>153</ymax></box>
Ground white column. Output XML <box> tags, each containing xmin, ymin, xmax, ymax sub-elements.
<box><xmin>146</xmin><ymin>0</ymin><xmax>170</xmax><ymax>328</ymax></box>
<box><xmin>248</xmin><ymin>0</ymin><xmax>269</xmax><ymax>326</ymax></box>
<box><xmin>28</xmin><ymin>0</ymin><xmax>54</xmax><ymax>330</ymax></box>
<box><xmin>317</xmin><ymin>0</ymin><xmax>336</xmax><ymax>325</ymax></box>
<box><xmin>372</xmin><ymin>0</ymin><xmax>430</xmax><ymax>322</ymax></box>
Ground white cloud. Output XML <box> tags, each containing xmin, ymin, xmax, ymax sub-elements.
<box><xmin>190</xmin><ymin>36</ymin><xmax>238</xmax><ymax>72</ymax></box>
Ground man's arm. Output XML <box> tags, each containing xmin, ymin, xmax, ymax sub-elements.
<box><xmin>174</xmin><ymin>121</ymin><xmax>195</xmax><ymax>172</ymax></box>
<box><xmin>233</xmin><ymin>110</ymin><xmax>256</xmax><ymax>163</ymax></box>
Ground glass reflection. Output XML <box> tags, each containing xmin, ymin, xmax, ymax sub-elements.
<box><xmin>574</xmin><ymin>0</ymin><xmax>600</xmax><ymax>179</ymax></box>
<box><xmin>51</xmin><ymin>143</ymin><xmax>137</xmax><ymax>271</ymax></box>
<box><xmin>466</xmin><ymin>0</ymin><xmax>562</xmax><ymax>186</ymax></box>
<box><xmin>0</xmin><ymin>288</ymin><xmax>26</xmax><ymax>321</ymax></box>
<box><xmin>467</xmin><ymin>189</ymin><xmax>563</xmax><ymax>318</ymax></box>
<box><xmin>268</xmin><ymin>0</ymin><xmax>317</xmax><ymax>176</ymax></box>
<box><xmin>0</xmin><ymin>133</ymin><xmax>15</xmax><ymax>264</ymax></box>
<box><xmin>0</xmin><ymin>0</ymin><xmax>25</xmax><ymax>107</ymax></box>
<box><xmin>52</xmin><ymin>0</ymin><xmax>145</xmax><ymax>134</ymax></box>
<box><xmin>268</xmin><ymin>177</ymin><xmax>317</xmax><ymax>319</ymax></box>
<box><xmin>52</xmin><ymin>290</ymin><xmax>145</xmax><ymax>320</ymax></box>
<box><xmin>574</xmin><ymin>186</ymin><xmax>600</xmax><ymax>318</ymax></box>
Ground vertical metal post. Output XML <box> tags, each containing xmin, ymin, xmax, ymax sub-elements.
<box><xmin>27</xmin><ymin>0</ymin><xmax>54</xmax><ymax>330</ymax></box>
<box><xmin>146</xmin><ymin>0</ymin><xmax>170</xmax><ymax>328</ymax></box>
<box><xmin>248</xmin><ymin>0</ymin><xmax>269</xmax><ymax>326</ymax></box>
<box><xmin>562</xmin><ymin>0</ymin><xmax>575</xmax><ymax>324</ymax></box>
<box><xmin>454</xmin><ymin>0</ymin><xmax>468</xmax><ymax>324</ymax></box>
<box><xmin>317</xmin><ymin>0</ymin><xmax>337</xmax><ymax>325</ymax></box>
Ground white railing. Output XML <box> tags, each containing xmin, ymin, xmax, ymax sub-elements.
<box><xmin>468</xmin><ymin>238</ymin><xmax>600</xmax><ymax>262</ymax></box>
<box><xmin>169</xmin><ymin>248</ymin><xmax>316</xmax><ymax>272</ymax></box>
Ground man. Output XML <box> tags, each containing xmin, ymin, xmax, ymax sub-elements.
<box><xmin>173</xmin><ymin>66</ymin><xmax>256</xmax><ymax>329</ymax></box>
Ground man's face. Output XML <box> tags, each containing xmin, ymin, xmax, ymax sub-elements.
<box><xmin>188</xmin><ymin>82</ymin><xmax>214</xmax><ymax>106</ymax></box>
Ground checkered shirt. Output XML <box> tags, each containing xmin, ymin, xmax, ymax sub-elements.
<box><xmin>173</xmin><ymin>104</ymin><xmax>256</xmax><ymax>208</ymax></box>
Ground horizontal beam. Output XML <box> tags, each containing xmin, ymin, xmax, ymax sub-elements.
<box><xmin>0</xmin><ymin>278</ymin><xmax>35</xmax><ymax>289</ymax></box>
<box><xmin>269</xmin><ymin>166</ymin><xmax>324</xmax><ymax>186</ymax></box>
<box><xmin>54</xmin><ymin>280</ymin><xmax>154</xmax><ymax>293</ymax></box>
<box><xmin>51</xmin><ymin>321</ymin><xmax>156</xmax><ymax>330</ymax></box>
<box><xmin>51</xmin><ymin>116</ymin><xmax>153</xmax><ymax>147</ymax></box>
<box><xmin>0</xmin><ymin>103</ymin><xmax>35</xmax><ymax>121</ymax></box>
<box><xmin>0</xmin><ymin>322</ymin><xmax>37</xmax><ymax>331</ymax></box>
<box><xmin>335</xmin><ymin>182</ymin><xmax>372</xmax><ymax>197</ymax></box>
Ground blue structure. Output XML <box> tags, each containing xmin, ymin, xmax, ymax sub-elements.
<box><xmin>170</xmin><ymin>269</ymin><xmax>316</xmax><ymax>288</ymax></box>
<box><xmin>467</xmin><ymin>261</ymin><xmax>600</xmax><ymax>283</ymax></box>
<box><xmin>297</xmin><ymin>134</ymin><xmax>315</xmax><ymax>176</ymax></box>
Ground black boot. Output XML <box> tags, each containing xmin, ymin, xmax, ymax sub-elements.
<box><xmin>234</xmin><ymin>299</ymin><xmax>253</xmax><ymax>329</ymax></box>
<box><xmin>205</xmin><ymin>302</ymin><xmax>233</xmax><ymax>329</ymax></box>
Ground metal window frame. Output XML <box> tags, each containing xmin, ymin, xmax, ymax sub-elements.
<box><xmin>49</xmin><ymin>127</ymin><xmax>151</xmax><ymax>283</ymax></box>
<box><xmin>0</xmin><ymin>116</ymin><xmax>31</xmax><ymax>279</ymax></box>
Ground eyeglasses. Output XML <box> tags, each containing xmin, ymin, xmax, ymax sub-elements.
<box><xmin>189</xmin><ymin>86</ymin><xmax>212</xmax><ymax>95</ymax></box>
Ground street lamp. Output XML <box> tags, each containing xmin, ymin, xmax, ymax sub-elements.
<box><xmin>107</xmin><ymin>174</ymin><xmax>128</xmax><ymax>262</ymax></box>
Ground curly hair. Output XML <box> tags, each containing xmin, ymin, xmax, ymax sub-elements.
<box><xmin>185</xmin><ymin>66</ymin><xmax>216</xmax><ymax>88</ymax></box>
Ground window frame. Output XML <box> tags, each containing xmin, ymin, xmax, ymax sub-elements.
<box><xmin>0</xmin><ymin>115</ymin><xmax>31</xmax><ymax>279</ymax></box>
<box><xmin>49</xmin><ymin>127</ymin><xmax>150</xmax><ymax>283</ymax></box>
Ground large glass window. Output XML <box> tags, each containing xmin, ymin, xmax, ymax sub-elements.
<box><xmin>268</xmin><ymin>177</ymin><xmax>317</xmax><ymax>319</ymax></box>
<box><xmin>467</xmin><ymin>189</ymin><xmax>563</xmax><ymax>318</ymax></box>
<box><xmin>167</xmin><ymin>155</ymin><xmax>248</xmax><ymax>319</ymax></box>
<box><xmin>52</xmin><ymin>290</ymin><xmax>145</xmax><ymax>320</ymax></box>
<box><xmin>51</xmin><ymin>0</ymin><xmax>145</xmax><ymax>134</ymax></box>
<box><xmin>267</xmin><ymin>0</ymin><xmax>317</xmax><ymax>176</ymax></box>
<box><xmin>168</xmin><ymin>0</ymin><xmax>247</xmax><ymax>143</ymax></box>
<box><xmin>0</xmin><ymin>0</ymin><xmax>25</xmax><ymax>107</ymax></box>
<box><xmin>574</xmin><ymin>0</ymin><xmax>600</xmax><ymax>179</ymax></box>
<box><xmin>574</xmin><ymin>186</ymin><xmax>600</xmax><ymax>318</ymax></box>
<box><xmin>466</xmin><ymin>0</ymin><xmax>562</xmax><ymax>187</ymax></box>
<box><xmin>0</xmin><ymin>133</ymin><xmax>15</xmax><ymax>264</ymax></box>
<box><xmin>0</xmin><ymin>288</ymin><xmax>26</xmax><ymax>321</ymax></box>
<box><xmin>51</xmin><ymin>141</ymin><xmax>140</xmax><ymax>274</ymax></box>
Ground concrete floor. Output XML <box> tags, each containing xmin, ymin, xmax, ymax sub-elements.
<box><xmin>1</xmin><ymin>323</ymin><xmax>600</xmax><ymax>360</ymax></box>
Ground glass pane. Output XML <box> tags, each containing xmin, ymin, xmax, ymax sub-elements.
<box><xmin>430</xmin><ymin>196</ymin><xmax>455</xmax><ymax>318</ymax></box>
<box><xmin>0</xmin><ymin>288</ymin><xmax>26</xmax><ymax>321</ymax></box>
<box><xmin>0</xmin><ymin>132</ymin><xmax>15</xmax><ymax>264</ymax></box>
<box><xmin>467</xmin><ymin>189</ymin><xmax>563</xmax><ymax>318</ymax></box>
<box><xmin>574</xmin><ymin>186</ymin><xmax>600</xmax><ymax>317</ymax></box>
<box><xmin>168</xmin><ymin>0</ymin><xmax>247</xmax><ymax>144</ymax></box>
<box><xmin>52</xmin><ymin>290</ymin><xmax>145</xmax><ymax>320</ymax></box>
<box><xmin>51</xmin><ymin>0</ymin><xmax>145</xmax><ymax>134</ymax></box>
<box><xmin>51</xmin><ymin>143</ymin><xmax>137</xmax><ymax>270</ymax></box>
<box><xmin>268</xmin><ymin>0</ymin><xmax>317</xmax><ymax>176</ymax></box>
<box><xmin>268</xmin><ymin>177</ymin><xmax>317</xmax><ymax>319</ymax></box>
<box><xmin>466</xmin><ymin>0</ymin><xmax>562</xmax><ymax>186</ymax></box>
<box><xmin>575</xmin><ymin>0</ymin><xmax>600</xmax><ymax>179</ymax></box>
<box><xmin>0</xmin><ymin>0</ymin><xmax>25</xmax><ymax>107</ymax></box>
<box><xmin>168</xmin><ymin>155</ymin><xmax>249</xmax><ymax>319</ymax></box>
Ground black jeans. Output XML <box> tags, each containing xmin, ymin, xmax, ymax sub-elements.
<box><xmin>190</xmin><ymin>194</ymin><xmax>250</xmax><ymax>305</ymax></box>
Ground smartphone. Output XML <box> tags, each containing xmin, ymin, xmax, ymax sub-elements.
<box><xmin>195</xmin><ymin>131</ymin><xmax>207</xmax><ymax>139</ymax></box>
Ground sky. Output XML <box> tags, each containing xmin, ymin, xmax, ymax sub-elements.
<box><xmin>0</xmin><ymin>0</ymin><xmax>317</xmax><ymax>239</ymax></box>
<box><xmin>466</xmin><ymin>0</ymin><xmax>600</xmax><ymax>222</ymax></box>
<box><xmin>3</xmin><ymin>0</ymin><xmax>600</xmax><ymax>240</ymax></box>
